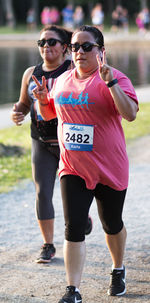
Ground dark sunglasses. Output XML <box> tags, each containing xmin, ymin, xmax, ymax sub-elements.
<box><xmin>69</xmin><ymin>42</ymin><xmax>100</xmax><ymax>52</ymax></box>
<box><xmin>37</xmin><ymin>38</ymin><xmax>63</xmax><ymax>47</ymax></box>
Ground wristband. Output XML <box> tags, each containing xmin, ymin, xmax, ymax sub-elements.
<box><xmin>107</xmin><ymin>78</ymin><xmax>118</xmax><ymax>88</ymax></box>
<box><xmin>39</xmin><ymin>102</ymin><xmax>49</xmax><ymax>106</ymax></box>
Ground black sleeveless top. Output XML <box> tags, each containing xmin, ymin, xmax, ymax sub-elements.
<box><xmin>28</xmin><ymin>60</ymin><xmax>71</xmax><ymax>141</ymax></box>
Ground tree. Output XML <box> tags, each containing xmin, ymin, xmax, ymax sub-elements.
<box><xmin>2</xmin><ymin>0</ymin><xmax>145</xmax><ymax>27</ymax></box>
<box><xmin>140</xmin><ymin>0</ymin><xmax>147</xmax><ymax>9</ymax></box>
<box><xmin>1</xmin><ymin>0</ymin><xmax>16</xmax><ymax>27</ymax></box>
<box><xmin>31</xmin><ymin>0</ymin><xmax>39</xmax><ymax>26</ymax></box>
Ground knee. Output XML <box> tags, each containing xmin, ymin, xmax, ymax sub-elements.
<box><xmin>36</xmin><ymin>187</ymin><xmax>48</xmax><ymax>203</ymax></box>
<box><xmin>102</xmin><ymin>219</ymin><xmax>124</xmax><ymax>235</ymax></box>
<box><xmin>65</xmin><ymin>220</ymin><xmax>85</xmax><ymax>242</ymax></box>
<box><xmin>36</xmin><ymin>190</ymin><xmax>54</xmax><ymax>220</ymax></box>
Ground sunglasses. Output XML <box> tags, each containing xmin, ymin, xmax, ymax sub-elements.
<box><xmin>69</xmin><ymin>42</ymin><xmax>100</xmax><ymax>52</ymax></box>
<box><xmin>37</xmin><ymin>38</ymin><xmax>63</xmax><ymax>47</ymax></box>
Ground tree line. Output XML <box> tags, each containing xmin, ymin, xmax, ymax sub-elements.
<box><xmin>0</xmin><ymin>0</ymin><xmax>149</xmax><ymax>27</ymax></box>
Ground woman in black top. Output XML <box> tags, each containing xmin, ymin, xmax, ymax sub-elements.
<box><xmin>11</xmin><ymin>25</ymin><xmax>92</xmax><ymax>263</ymax></box>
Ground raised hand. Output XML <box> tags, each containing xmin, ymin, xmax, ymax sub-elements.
<box><xmin>32</xmin><ymin>75</ymin><xmax>48</xmax><ymax>104</ymax></box>
<box><xmin>11</xmin><ymin>103</ymin><xmax>25</xmax><ymax>126</ymax></box>
<box><xmin>96</xmin><ymin>51</ymin><xmax>114</xmax><ymax>83</ymax></box>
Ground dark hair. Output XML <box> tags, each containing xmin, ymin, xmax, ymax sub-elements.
<box><xmin>40</xmin><ymin>25</ymin><xmax>72</xmax><ymax>46</ymax></box>
<box><xmin>72</xmin><ymin>25</ymin><xmax>104</xmax><ymax>48</ymax></box>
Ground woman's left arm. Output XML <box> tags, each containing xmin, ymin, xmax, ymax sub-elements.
<box><xmin>107</xmin><ymin>83</ymin><xmax>138</xmax><ymax>121</ymax></box>
<box><xmin>97</xmin><ymin>52</ymin><xmax>138</xmax><ymax>121</ymax></box>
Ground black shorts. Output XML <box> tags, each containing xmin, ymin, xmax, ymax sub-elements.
<box><xmin>60</xmin><ymin>175</ymin><xmax>127</xmax><ymax>242</ymax></box>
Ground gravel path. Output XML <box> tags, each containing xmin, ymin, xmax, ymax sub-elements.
<box><xmin>0</xmin><ymin>135</ymin><xmax>150</xmax><ymax>303</ymax></box>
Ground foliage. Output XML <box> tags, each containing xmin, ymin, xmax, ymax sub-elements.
<box><xmin>39</xmin><ymin>0</ymin><xmax>66</xmax><ymax>11</ymax></box>
<box><xmin>122</xmin><ymin>0</ymin><xmax>141</xmax><ymax>16</ymax></box>
<box><xmin>11</xmin><ymin>0</ymin><xmax>144</xmax><ymax>25</ymax></box>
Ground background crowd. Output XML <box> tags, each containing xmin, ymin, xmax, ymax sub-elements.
<box><xmin>25</xmin><ymin>3</ymin><xmax>150</xmax><ymax>35</ymax></box>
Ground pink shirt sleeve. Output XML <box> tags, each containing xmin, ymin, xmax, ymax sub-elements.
<box><xmin>113</xmin><ymin>68</ymin><xmax>138</xmax><ymax>104</ymax></box>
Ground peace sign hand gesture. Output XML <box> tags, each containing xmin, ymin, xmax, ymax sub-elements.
<box><xmin>32</xmin><ymin>75</ymin><xmax>48</xmax><ymax>104</ymax></box>
<box><xmin>96</xmin><ymin>51</ymin><xmax>114</xmax><ymax>84</ymax></box>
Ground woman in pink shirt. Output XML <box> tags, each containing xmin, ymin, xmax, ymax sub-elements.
<box><xmin>33</xmin><ymin>25</ymin><xmax>138</xmax><ymax>303</ymax></box>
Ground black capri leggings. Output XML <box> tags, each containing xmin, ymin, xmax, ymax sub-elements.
<box><xmin>60</xmin><ymin>175</ymin><xmax>127</xmax><ymax>242</ymax></box>
<box><xmin>31</xmin><ymin>138</ymin><xmax>59</xmax><ymax>220</ymax></box>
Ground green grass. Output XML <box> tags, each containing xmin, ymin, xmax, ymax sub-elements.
<box><xmin>0</xmin><ymin>102</ymin><xmax>150</xmax><ymax>193</ymax></box>
<box><xmin>0</xmin><ymin>23</ymin><xmax>139</xmax><ymax>34</ymax></box>
<box><xmin>0</xmin><ymin>25</ymin><xmax>28</xmax><ymax>34</ymax></box>
<box><xmin>0</xmin><ymin>25</ymin><xmax>42</xmax><ymax>34</ymax></box>
<box><xmin>0</xmin><ymin>123</ymin><xmax>32</xmax><ymax>193</ymax></box>
<box><xmin>122</xmin><ymin>103</ymin><xmax>150</xmax><ymax>140</ymax></box>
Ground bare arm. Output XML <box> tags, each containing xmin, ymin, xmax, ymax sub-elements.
<box><xmin>11</xmin><ymin>67</ymin><xmax>34</xmax><ymax>125</ymax></box>
<box><xmin>97</xmin><ymin>52</ymin><xmax>138</xmax><ymax>121</ymax></box>
<box><xmin>107</xmin><ymin>84</ymin><xmax>138</xmax><ymax>121</ymax></box>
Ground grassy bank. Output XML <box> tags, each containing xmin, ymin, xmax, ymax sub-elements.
<box><xmin>0</xmin><ymin>23</ymin><xmax>139</xmax><ymax>34</ymax></box>
<box><xmin>0</xmin><ymin>123</ymin><xmax>31</xmax><ymax>193</ymax></box>
<box><xmin>0</xmin><ymin>102</ymin><xmax>150</xmax><ymax>193</ymax></box>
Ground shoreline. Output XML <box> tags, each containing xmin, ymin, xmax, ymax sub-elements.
<box><xmin>0</xmin><ymin>31</ymin><xmax>150</xmax><ymax>48</ymax></box>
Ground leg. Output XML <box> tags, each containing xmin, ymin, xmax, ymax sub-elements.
<box><xmin>95</xmin><ymin>184</ymin><xmax>127</xmax><ymax>267</ymax></box>
<box><xmin>105</xmin><ymin>225</ymin><xmax>127</xmax><ymax>268</ymax></box>
<box><xmin>95</xmin><ymin>184</ymin><xmax>127</xmax><ymax>296</ymax></box>
<box><xmin>38</xmin><ymin>219</ymin><xmax>54</xmax><ymax>244</ymax></box>
<box><xmin>31</xmin><ymin>139</ymin><xmax>59</xmax><ymax>257</ymax></box>
<box><xmin>60</xmin><ymin>175</ymin><xmax>93</xmax><ymax>288</ymax></box>
<box><xmin>64</xmin><ymin>240</ymin><xmax>86</xmax><ymax>288</ymax></box>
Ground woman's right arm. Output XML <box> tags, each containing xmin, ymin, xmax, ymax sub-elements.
<box><xmin>11</xmin><ymin>66</ymin><xmax>34</xmax><ymax>126</ymax></box>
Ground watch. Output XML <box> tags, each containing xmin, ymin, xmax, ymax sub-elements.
<box><xmin>107</xmin><ymin>78</ymin><xmax>118</xmax><ymax>88</ymax></box>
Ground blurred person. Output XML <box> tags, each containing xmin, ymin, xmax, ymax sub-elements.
<box><xmin>11</xmin><ymin>25</ymin><xmax>92</xmax><ymax>263</ymax></box>
<box><xmin>111</xmin><ymin>5</ymin><xmax>128</xmax><ymax>34</ymax></box>
<box><xmin>26</xmin><ymin>8</ymin><xmax>36</xmax><ymax>31</ymax></box>
<box><xmin>6</xmin><ymin>12</ymin><xmax>15</xmax><ymax>28</ymax></box>
<box><xmin>136</xmin><ymin>12</ymin><xmax>145</xmax><ymax>34</ymax></box>
<box><xmin>143</xmin><ymin>7</ymin><xmax>150</xmax><ymax>31</ymax></box>
<box><xmin>91</xmin><ymin>3</ymin><xmax>104</xmax><ymax>31</ymax></box>
<box><xmin>73</xmin><ymin>6</ymin><xmax>84</xmax><ymax>29</ymax></box>
<box><xmin>121</xmin><ymin>8</ymin><xmax>129</xmax><ymax>33</ymax></box>
<box><xmin>62</xmin><ymin>3</ymin><xmax>74</xmax><ymax>29</ymax></box>
<box><xmin>41</xmin><ymin>7</ymin><xmax>51</xmax><ymax>26</ymax></box>
<box><xmin>111</xmin><ymin>9</ymin><xmax>119</xmax><ymax>32</ymax></box>
<box><xmin>32</xmin><ymin>25</ymin><xmax>138</xmax><ymax>302</ymax></box>
<box><xmin>49</xmin><ymin>6</ymin><xmax>60</xmax><ymax>25</ymax></box>
<box><xmin>115</xmin><ymin>5</ymin><xmax>124</xmax><ymax>28</ymax></box>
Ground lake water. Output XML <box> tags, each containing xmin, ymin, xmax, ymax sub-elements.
<box><xmin>0</xmin><ymin>47</ymin><xmax>150</xmax><ymax>105</ymax></box>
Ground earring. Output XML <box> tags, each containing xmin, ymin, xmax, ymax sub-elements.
<box><xmin>99</xmin><ymin>51</ymin><xmax>103</xmax><ymax>62</ymax></box>
<box><xmin>71</xmin><ymin>59</ymin><xmax>75</xmax><ymax>69</ymax></box>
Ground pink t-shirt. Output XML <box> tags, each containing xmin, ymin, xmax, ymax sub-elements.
<box><xmin>49</xmin><ymin>68</ymin><xmax>138</xmax><ymax>190</ymax></box>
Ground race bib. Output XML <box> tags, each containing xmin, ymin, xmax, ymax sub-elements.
<box><xmin>63</xmin><ymin>123</ymin><xmax>94</xmax><ymax>151</ymax></box>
